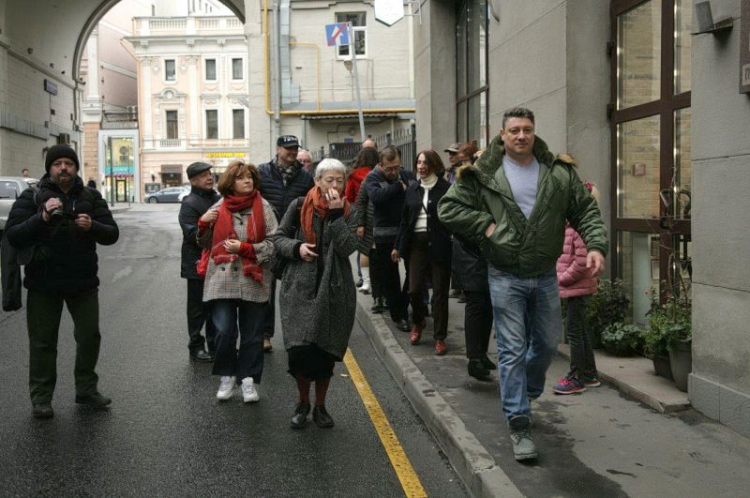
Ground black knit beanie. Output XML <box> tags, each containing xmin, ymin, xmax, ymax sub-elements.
<box><xmin>45</xmin><ymin>145</ymin><xmax>80</xmax><ymax>173</ymax></box>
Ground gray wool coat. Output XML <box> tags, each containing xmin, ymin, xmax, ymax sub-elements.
<box><xmin>274</xmin><ymin>198</ymin><xmax>359</xmax><ymax>360</ymax></box>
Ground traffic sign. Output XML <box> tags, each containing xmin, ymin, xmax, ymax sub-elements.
<box><xmin>325</xmin><ymin>23</ymin><xmax>350</xmax><ymax>46</ymax></box>
<box><xmin>374</xmin><ymin>0</ymin><xmax>405</xmax><ymax>26</ymax></box>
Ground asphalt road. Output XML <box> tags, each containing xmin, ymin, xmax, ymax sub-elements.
<box><xmin>0</xmin><ymin>204</ymin><xmax>468</xmax><ymax>497</ymax></box>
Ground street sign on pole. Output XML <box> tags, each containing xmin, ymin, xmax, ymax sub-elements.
<box><xmin>325</xmin><ymin>23</ymin><xmax>350</xmax><ymax>46</ymax></box>
<box><xmin>347</xmin><ymin>23</ymin><xmax>367</xmax><ymax>141</ymax></box>
<box><xmin>374</xmin><ymin>0</ymin><xmax>405</xmax><ymax>26</ymax></box>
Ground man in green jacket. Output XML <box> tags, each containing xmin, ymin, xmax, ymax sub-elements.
<box><xmin>438</xmin><ymin>107</ymin><xmax>608</xmax><ymax>461</ymax></box>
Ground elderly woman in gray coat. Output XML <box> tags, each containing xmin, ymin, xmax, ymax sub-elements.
<box><xmin>274</xmin><ymin>158</ymin><xmax>359</xmax><ymax>429</ymax></box>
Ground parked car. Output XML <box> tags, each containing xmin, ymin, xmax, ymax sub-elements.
<box><xmin>178</xmin><ymin>189</ymin><xmax>190</xmax><ymax>203</ymax></box>
<box><xmin>145</xmin><ymin>186</ymin><xmax>188</xmax><ymax>204</ymax></box>
<box><xmin>0</xmin><ymin>177</ymin><xmax>39</xmax><ymax>234</ymax></box>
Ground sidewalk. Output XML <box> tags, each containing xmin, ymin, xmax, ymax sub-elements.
<box><xmin>354</xmin><ymin>287</ymin><xmax>750</xmax><ymax>497</ymax></box>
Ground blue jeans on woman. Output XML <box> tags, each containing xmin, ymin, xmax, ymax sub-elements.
<box><xmin>488</xmin><ymin>266</ymin><xmax>562</xmax><ymax>420</ymax></box>
<box><xmin>211</xmin><ymin>299</ymin><xmax>266</xmax><ymax>384</ymax></box>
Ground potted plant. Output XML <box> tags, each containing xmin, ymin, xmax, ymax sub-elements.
<box><xmin>662</xmin><ymin>296</ymin><xmax>691</xmax><ymax>392</ymax></box>
<box><xmin>586</xmin><ymin>279</ymin><xmax>630</xmax><ymax>349</ymax></box>
<box><xmin>642</xmin><ymin>290</ymin><xmax>673</xmax><ymax>380</ymax></box>
<box><xmin>601</xmin><ymin>323</ymin><xmax>643</xmax><ymax>356</ymax></box>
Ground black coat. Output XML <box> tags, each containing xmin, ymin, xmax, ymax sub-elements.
<box><xmin>364</xmin><ymin>167</ymin><xmax>416</xmax><ymax>244</ymax></box>
<box><xmin>395</xmin><ymin>178</ymin><xmax>452</xmax><ymax>264</ymax></box>
<box><xmin>179</xmin><ymin>186</ymin><xmax>221</xmax><ymax>280</ymax></box>
<box><xmin>258</xmin><ymin>158</ymin><xmax>314</xmax><ymax>222</ymax></box>
<box><xmin>5</xmin><ymin>175</ymin><xmax>119</xmax><ymax>293</ymax></box>
<box><xmin>451</xmin><ymin>238</ymin><xmax>489</xmax><ymax>292</ymax></box>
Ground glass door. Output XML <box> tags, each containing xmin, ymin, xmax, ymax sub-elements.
<box><xmin>610</xmin><ymin>0</ymin><xmax>692</xmax><ymax>324</ymax></box>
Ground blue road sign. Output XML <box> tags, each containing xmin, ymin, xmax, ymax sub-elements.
<box><xmin>325</xmin><ymin>23</ymin><xmax>350</xmax><ymax>47</ymax></box>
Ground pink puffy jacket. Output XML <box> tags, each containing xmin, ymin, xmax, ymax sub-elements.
<box><xmin>557</xmin><ymin>224</ymin><xmax>598</xmax><ymax>298</ymax></box>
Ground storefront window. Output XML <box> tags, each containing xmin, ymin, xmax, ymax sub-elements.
<box><xmin>103</xmin><ymin>136</ymin><xmax>135</xmax><ymax>204</ymax></box>
<box><xmin>618</xmin><ymin>231</ymin><xmax>661</xmax><ymax>327</ymax></box>
<box><xmin>617</xmin><ymin>0</ymin><xmax>662</xmax><ymax>109</ymax></box>
<box><xmin>456</xmin><ymin>0</ymin><xmax>489</xmax><ymax>148</ymax></box>
<box><xmin>617</xmin><ymin>115</ymin><xmax>661</xmax><ymax>219</ymax></box>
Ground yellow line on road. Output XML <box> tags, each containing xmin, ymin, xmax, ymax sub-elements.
<box><xmin>344</xmin><ymin>348</ymin><xmax>427</xmax><ymax>498</ymax></box>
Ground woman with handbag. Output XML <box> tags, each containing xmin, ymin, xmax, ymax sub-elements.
<box><xmin>274</xmin><ymin>158</ymin><xmax>359</xmax><ymax>429</ymax></box>
<box><xmin>197</xmin><ymin>160</ymin><xmax>278</xmax><ymax>403</ymax></box>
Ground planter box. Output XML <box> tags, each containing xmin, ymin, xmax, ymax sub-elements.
<box><xmin>668</xmin><ymin>339</ymin><xmax>692</xmax><ymax>392</ymax></box>
<box><xmin>652</xmin><ymin>354</ymin><xmax>673</xmax><ymax>381</ymax></box>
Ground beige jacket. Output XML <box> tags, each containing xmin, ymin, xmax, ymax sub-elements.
<box><xmin>198</xmin><ymin>197</ymin><xmax>277</xmax><ymax>302</ymax></box>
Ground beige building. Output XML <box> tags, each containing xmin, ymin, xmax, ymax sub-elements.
<box><xmin>128</xmin><ymin>6</ymin><xmax>249</xmax><ymax>198</ymax></box>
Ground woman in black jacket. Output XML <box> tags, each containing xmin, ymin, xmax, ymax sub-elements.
<box><xmin>393</xmin><ymin>150</ymin><xmax>452</xmax><ymax>355</ymax></box>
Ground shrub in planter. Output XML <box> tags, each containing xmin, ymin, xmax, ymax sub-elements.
<box><xmin>586</xmin><ymin>279</ymin><xmax>630</xmax><ymax>349</ymax></box>
<box><xmin>601</xmin><ymin>323</ymin><xmax>643</xmax><ymax>357</ymax></box>
<box><xmin>643</xmin><ymin>296</ymin><xmax>673</xmax><ymax>379</ymax></box>
<box><xmin>650</xmin><ymin>291</ymin><xmax>692</xmax><ymax>390</ymax></box>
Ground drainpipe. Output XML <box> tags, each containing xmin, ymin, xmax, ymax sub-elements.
<box><xmin>273</xmin><ymin>0</ymin><xmax>282</xmax><ymax>140</ymax></box>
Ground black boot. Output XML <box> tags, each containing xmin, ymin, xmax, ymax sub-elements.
<box><xmin>481</xmin><ymin>354</ymin><xmax>497</xmax><ymax>371</ymax></box>
<box><xmin>468</xmin><ymin>359</ymin><xmax>491</xmax><ymax>379</ymax></box>
<box><xmin>312</xmin><ymin>405</ymin><xmax>334</xmax><ymax>428</ymax></box>
<box><xmin>291</xmin><ymin>401</ymin><xmax>311</xmax><ymax>429</ymax></box>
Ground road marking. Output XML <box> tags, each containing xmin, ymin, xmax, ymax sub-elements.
<box><xmin>344</xmin><ymin>348</ymin><xmax>427</xmax><ymax>498</ymax></box>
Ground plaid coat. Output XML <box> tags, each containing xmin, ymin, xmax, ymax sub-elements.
<box><xmin>198</xmin><ymin>197</ymin><xmax>278</xmax><ymax>303</ymax></box>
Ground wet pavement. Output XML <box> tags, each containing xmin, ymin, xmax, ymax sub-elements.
<box><xmin>355</xmin><ymin>268</ymin><xmax>750</xmax><ymax>497</ymax></box>
<box><xmin>0</xmin><ymin>205</ymin><xmax>468</xmax><ymax>497</ymax></box>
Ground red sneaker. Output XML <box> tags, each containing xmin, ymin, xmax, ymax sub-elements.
<box><xmin>434</xmin><ymin>340</ymin><xmax>447</xmax><ymax>356</ymax></box>
<box><xmin>552</xmin><ymin>376</ymin><xmax>586</xmax><ymax>395</ymax></box>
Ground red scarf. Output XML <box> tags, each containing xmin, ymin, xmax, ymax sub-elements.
<box><xmin>211</xmin><ymin>191</ymin><xmax>266</xmax><ymax>283</ymax></box>
<box><xmin>300</xmin><ymin>187</ymin><xmax>351</xmax><ymax>246</ymax></box>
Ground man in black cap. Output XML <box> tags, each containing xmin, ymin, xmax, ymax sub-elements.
<box><xmin>257</xmin><ymin>135</ymin><xmax>314</xmax><ymax>351</ymax></box>
<box><xmin>5</xmin><ymin>145</ymin><xmax>119</xmax><ymax>419</ymax></box>
<box><xmin>178</xmin><ymin>162</ymin><xmax>221</xmax><ymax>362</ymax></box>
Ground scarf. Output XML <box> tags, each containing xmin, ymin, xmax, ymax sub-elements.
<box><xmin>211</xmin><ymin>191</ymin><xmax>266</xmax><ymax>283</ymax></box>
<box><xmin>300</xmin><ymin>187</ymin><xmax>351</xmax><ymax>245</ymax></box>
<box><xmin>276</xmin><ymin>158</ymin><xmax>302</xmax><ymax>186</ymax></box>
<box><xmin>420</xmin><ymin>173</ymin><xmax>438</xmax><ymax>190</ymax></box>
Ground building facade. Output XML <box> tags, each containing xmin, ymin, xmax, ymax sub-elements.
<box><xmin>415</xmin><ymin>0</ymin><xmax>749</xmax><ymax>438</ymax></box>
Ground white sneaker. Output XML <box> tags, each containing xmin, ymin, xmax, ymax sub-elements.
<box><xmin>359</xmin><ymin>277</ymin><xmax>371</xmax><ymax>294</ymax></box>
<box><xmin>241</xmin><ymin>377</ymin><xmax>259</xmax><ymax>403</ymax></box>
<box><xmin>216</xmin><ymin>376</ymin><xmax>236</xmax><ymax>400</ymax></box>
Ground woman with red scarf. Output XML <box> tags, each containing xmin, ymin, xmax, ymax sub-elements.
<box><xmin>274</xmin><ymin>159</ymin><xmax>359</xmax><ymax>429</ymax></box>
<box><xmin>197</xmin><ymin>161</ymin><xmax>278</xmax><ymax>403</ymax></box>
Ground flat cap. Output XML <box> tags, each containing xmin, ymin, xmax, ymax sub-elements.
<box><xmin>277</xmin><ymin>135</ymin><xmax>300</xmax><ymax>148</ymax></box>
<box><xmin>186</xmin><ymin>161</ymin><xmax>213</xmax><ymax>179</ymax></box>
<box><xmin>444</xmin><ymin>142</ymin><xmax>461</xmax><ymax>153</ymax></box>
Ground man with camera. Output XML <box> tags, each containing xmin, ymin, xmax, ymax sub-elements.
<box><xmin>5</xmin><ymin>145</ymin><xmax>119</xmax><ymax>420</ymax></box>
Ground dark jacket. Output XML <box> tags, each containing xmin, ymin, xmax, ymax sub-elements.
<box><xmin>5</xmin><ymin>175</ymin><xmax>119</xmax><ymax>293</ymax></box>
<box><xmin>395</xmin><ymin>177</ymin><xmax>452</xmax><ymax>264</ymax></box>
<box><xmin>438</xmin><ymin>135</ymin><xmax>608</xmax><ymax>278</ymax></box>
<box><xmin>179</xmin><ymin>186</ymin><xmax>221</xmax><ymax>280</ymax></box>
<box><xmin>364</xmin><ymin>167</ymin><xmax>416</xmax><ymax>244</ymax></box>
<box><xmin>258</xmin><ymin>158</ymin><xmax>314</xmax><ymax>222</ymax></box>
<box><xmin>1</xmin><ymin>231</ymin><xmax>23</xmax><ymax>311</ymax></box>
<box><xmin>451</xmin><ymin>239</ymin><xmax>489</xmax><ymax>293</ymax></box>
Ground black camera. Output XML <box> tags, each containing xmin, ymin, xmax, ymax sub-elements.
<box><xmin>50</xmin><ymin>199</ymin><xmax>77</xmax><ymax>221</ymax></box>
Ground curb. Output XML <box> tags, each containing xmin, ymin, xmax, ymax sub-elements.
<box><xmin>556</xmin><ymin>345</ymin><xmax>691</xmax><ymax>414</ymax></box>
<box><xmin>355</xmin><ymin>302</ymin><xmax>523</xmax><ymax>498</ymax></box>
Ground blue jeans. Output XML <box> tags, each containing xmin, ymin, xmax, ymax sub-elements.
<box><xmin>211</xmin><ymin>299</ymin><xmax>266</xmax><ymax>384</ymax></box>
<box><xmin>488</xmin><ymin>266</ymin><xmax>562</xmax><ymax>420</ymax></box>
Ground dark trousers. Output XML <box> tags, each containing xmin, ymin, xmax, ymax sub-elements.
<box><xmin>375</xmin><ymin>240</ymin><xmax>407</xmax><ymax>321</ymax></box>
<box><xmin>260</xmin><ymin>279</ymin><xmax>276</xmax><ymax>339</ymax></box>
<box><xmin>408</xmin><ymin>233</ymin><xmax>450</xmax><ymax>340</ymax></box>
<box><xmin>211</xmin><ymin>299</ymin><xmax>266</xmax><ymax>383</ymax></box>
<box><xmin>186</xmin><ymin>279</ymin><xmax>216</xmax><ymax>353</ymax></box>
<box><xmin>26</xmin><ymin>288</ymin><xmax>101</xmax><ymax>403</ymax></box>
<box><xmin>368</xmin><ymin>246</ymin><xmax>385</xmax><ymax>300</ymax></box>
<box><xmin>464</xmin><ymin>290</ymin><xmax>493</xmax><ymax>359</ymax></box>
<box><xmin>566</xmin><ymin>295</ymin><xmax>597</xmax><ymax>377</ymax></box>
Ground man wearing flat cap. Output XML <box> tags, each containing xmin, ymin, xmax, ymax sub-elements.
<box><xmin>178</xmin><ymin>162</ymin><xmax>221</xmax><ymax>362</ymax></box>
<box><xmin>443</xmin><ymin>142</ymin><xmax>462</xmax><ymax>184</ymax></box>
<box><xmin>257</xmin><ymin>135</ymin><xmax>314</xmax><ymax>351</ymax></box>
<box><xmin>5</xmin><ymin>145</ymin><xmax>119</xmax><ymax>419</ymax></box>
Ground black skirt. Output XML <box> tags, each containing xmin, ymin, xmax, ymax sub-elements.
<box><xmin>287</xmin><ymin>344</ymin><xmax>338</xmax><ymax>381</ymax></box>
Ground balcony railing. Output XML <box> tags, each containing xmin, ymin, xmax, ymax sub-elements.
<box><xmin>133</xmin><ymin>17</ymin><xmax>244</xmax><ymax>36</ymax></box>
<box><xmin>159</xmin><ymin>139</ymin><xmax>182</xmax><ymax>148</ymax></box>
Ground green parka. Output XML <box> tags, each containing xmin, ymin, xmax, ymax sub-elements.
<box><xmin>437</xmin><ymin>135</ymin><xmax>608</xmax><ymax>278</ymax></box>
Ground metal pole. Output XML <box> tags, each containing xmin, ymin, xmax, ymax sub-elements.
<box><xmin>108</xmin><ymin>136</ymin><xmax>115</xmax><ymax>206</ymax></box>
<box><xmin>348</xmin><ymin>23</ymin><xmax>366</xmax><ymax>140</ymax></box>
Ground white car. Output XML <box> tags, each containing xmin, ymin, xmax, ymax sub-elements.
<box><xmin>0</xmin><ymin>177</ymin><xmax>39</xmax><ymax>234</ymax></box>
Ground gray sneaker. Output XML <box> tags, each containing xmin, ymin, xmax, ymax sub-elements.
<box><xmin>508</xmin><ymin>415</ymin><xmax>537</xmax><ymax>461</ymax></box>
